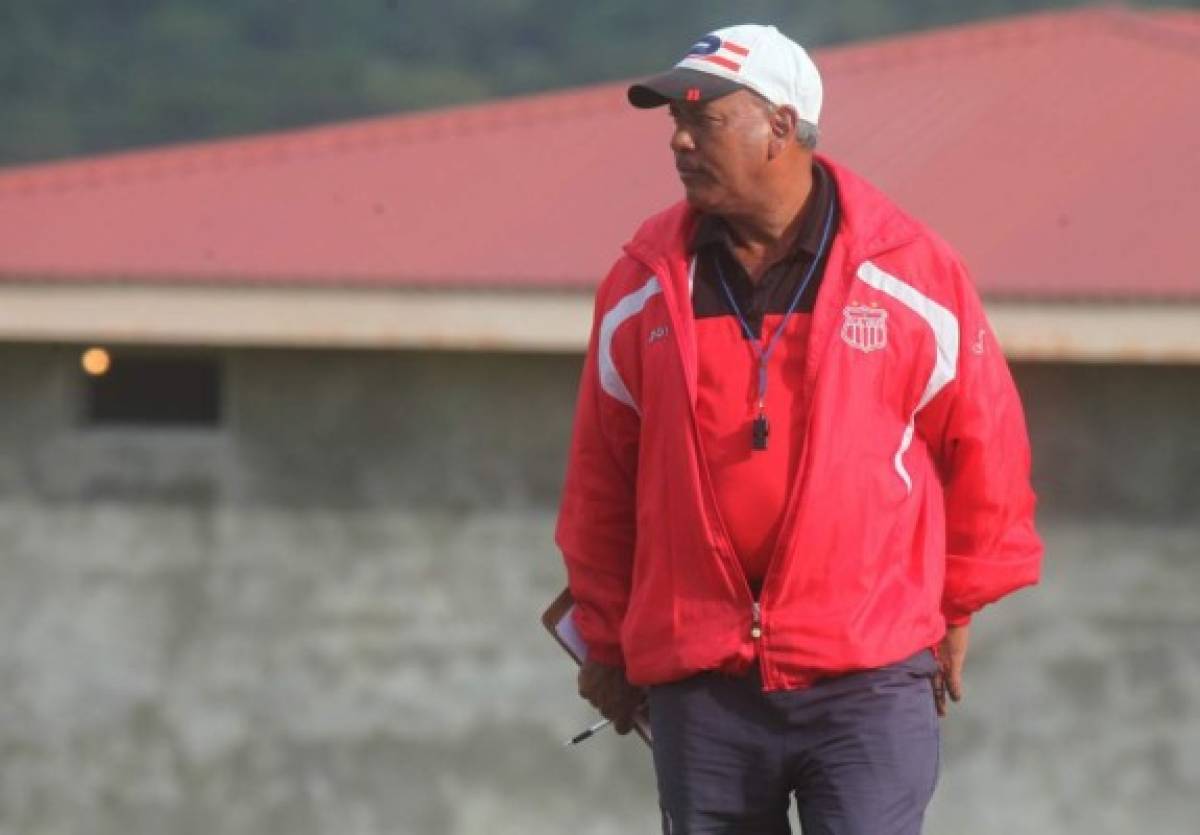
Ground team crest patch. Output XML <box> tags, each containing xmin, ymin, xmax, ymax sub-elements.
<box><xmin>840</xmin><ymin>305</ymin><xmax>888</xmax><ymax>353</ymax></box>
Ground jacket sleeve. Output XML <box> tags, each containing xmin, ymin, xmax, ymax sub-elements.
<box><xmin>554</xmin><ymin>270</ymin><xmax>642</xmax><ymax>666</ymax></box>
<box><xmin>916</xmin><ymin>257</ymin><xmax>1043</xmax><ymax>626</ymax></box>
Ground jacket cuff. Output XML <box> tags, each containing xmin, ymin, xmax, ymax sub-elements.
<box><xmin>942</xmin><ymin>605</ymin><xmax>973</xmax><ymax>628</ymax></box>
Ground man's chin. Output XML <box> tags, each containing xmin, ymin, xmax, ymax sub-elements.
<box><xmin>680</xmin><ymin>183</ymin><xmax>721</xmax><ymax>213</ymax></box>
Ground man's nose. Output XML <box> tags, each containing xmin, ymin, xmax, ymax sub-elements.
<box><xmin>670</xmin><ymin>124</ymin><xmax>696</xmax><ymax>153</ymax></box>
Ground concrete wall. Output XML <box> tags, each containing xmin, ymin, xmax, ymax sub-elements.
<box><xmin>0</xmin><ymin>344</ymin><xmax>1197</xmax><ymax>835</ymax></box>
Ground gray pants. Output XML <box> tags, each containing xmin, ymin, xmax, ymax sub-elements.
<box><xmin>648</xmin><ymin>649</ymin><xmax>941</xmax><ymax>835</ymax></box>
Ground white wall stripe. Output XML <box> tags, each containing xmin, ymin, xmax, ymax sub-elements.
<box><xmin>598</xmin><ymin>275</ymin><xmax>662</xmax><ymax>413</ymax></box>
<box><xmin>856</xmin><ymin>260</ymin><xmax>960</xmax><ymax>492</ymax></box>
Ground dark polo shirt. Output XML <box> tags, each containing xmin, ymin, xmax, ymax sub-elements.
<box><xmin>689</xmin><ymin>161</ymin><xmax>839</xmax><ymax>586</ymax></box>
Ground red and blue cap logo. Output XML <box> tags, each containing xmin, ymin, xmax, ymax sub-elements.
<box><xmin>686</xmin><ymin>35</ymin><xmax>722</xmax><ymax>57</ymax></box>
<box><xmin>683</xmin><ymin>34</ymin><xmax>749</xmax><ymax>73</ymax></box>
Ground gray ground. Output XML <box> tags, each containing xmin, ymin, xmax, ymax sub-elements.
<box><xmin>1</xmin><ymin>506</ymin><xmax>1196</xmax><ymax>834</ymax></box>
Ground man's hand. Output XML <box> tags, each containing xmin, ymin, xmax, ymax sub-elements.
<box><xmin>934</xmin><ymin>623</ymin><xmax>970</xmax><ymax>717</ymax></box>
<box><xmin>577</xmin><ymin>658</ymin><xmax>645</xmax><ymax>734</ymax></box>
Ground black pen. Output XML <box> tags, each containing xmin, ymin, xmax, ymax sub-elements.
<box><xmin>563</xmin><ymin>717</ymin><xmax>612</xmax><ymax>746</ymax></box>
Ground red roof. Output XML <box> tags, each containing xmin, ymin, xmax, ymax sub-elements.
<box><xmin>1</xmin><ymin>7</ymin><xmax>1197</xmax><ymax>300</ymax></box>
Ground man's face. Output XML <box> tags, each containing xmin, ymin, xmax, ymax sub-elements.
<box><xmin>667</xmin><ymin>90</ymin><xmax>772</xmax><ymax>215</ymax></box>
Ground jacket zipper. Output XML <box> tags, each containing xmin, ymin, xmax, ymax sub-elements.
<box><xmin>629</xmin><ymin>248</ymin><xmax>769</xmax><ymax>666</ymax></box>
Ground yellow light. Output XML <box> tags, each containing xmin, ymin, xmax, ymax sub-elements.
<box><xmin>81</xmin><ymin>347</ymin><xmax>112</xmax><ymax>377</ymax></box>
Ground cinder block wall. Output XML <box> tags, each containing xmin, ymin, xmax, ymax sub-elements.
<box><xmin>0</xmin><ymin>344</ymin><xmax>1196</xmax><ymax>835</ymax></box>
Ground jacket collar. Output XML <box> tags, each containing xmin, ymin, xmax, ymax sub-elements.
<box><xmin>618</xmin><ymin>156</ymin><xmax>924</xmax><ymax>407</ymax></box>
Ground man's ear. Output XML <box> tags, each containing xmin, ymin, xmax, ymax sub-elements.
<box><xmin>766</xmin><ymin>105</ymin><xmax>798</xmax><ymax>159</ymax></box>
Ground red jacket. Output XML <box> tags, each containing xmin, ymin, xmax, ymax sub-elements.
<box><xmin>556</xmin><ymin>157</ymin><xmax>1042</xmax><ymax>691</ymax></box>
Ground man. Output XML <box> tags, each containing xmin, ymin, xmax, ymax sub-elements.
<box><xmin>556</xmin><ymin>23</ymin><xmax>1042</xmax><ymax>835</ymax></box>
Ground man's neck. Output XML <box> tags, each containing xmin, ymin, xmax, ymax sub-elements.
<box><xmin>722</xmin><ymin>162</ymin><xmax>815</xmax><ymax>281</ymax></box>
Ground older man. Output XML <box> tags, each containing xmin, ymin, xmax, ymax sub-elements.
<box><xmin>556</xmin><ymin>23</ymin><xmax>1042</xmax><ymax>835</ymax></box>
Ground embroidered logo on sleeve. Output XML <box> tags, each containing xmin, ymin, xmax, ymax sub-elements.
<box><xmin>840</xmin><ymin>304</ymin><xmax>888</xmax><ymax>353</ymax></box>
<box><xmin>971</xmin><ymin>328</ymin><xmax>986</xmax><ymax>355</ymax></box>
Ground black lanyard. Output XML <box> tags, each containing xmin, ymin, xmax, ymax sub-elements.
<box><xmin>712</xmin><ymin>187</ymin><xmax>837</xmax><ymax>451</ymax></box>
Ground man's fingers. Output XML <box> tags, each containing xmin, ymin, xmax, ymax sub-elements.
<box><xmin>579</xmin><ymin>662</ymin><xmax>646</xmax><ymax>734</ymax></box>
<box><xmin>615</xmin><ymin>696</ymin><xmax>648</xmax><ymax>735</ymax></box>
<box><xmin>939</xmin><ymin>623</ymin><xmax>970</xmax><ymax>707</ymax></box>
<box><xmin>933</xmin><ymin>661</ymin><xmax>963</xmax><ymax>716</ymax></box>
<box><xmin>947</xmin><ymin>670</ymin><xmax>964</xmax><ymax>703</ymax></box>
<box><xmin>577</xmin><ymin>674</ymin><xmax>605</xmax><ymax>712</ymax></box>
<box><xmin>932</xmin><ymin>673</ymin><xmax>947</xmax><ymax>717</ymax></box>
<box><xmin>577</xmin><ymin>664</ymin><xmax>602</xmax><ymax>699</ymax></box>
<box><xmin>612</xmin><ymin>689</ymin><xmax>648</xmax><ymax>735</ymax></box>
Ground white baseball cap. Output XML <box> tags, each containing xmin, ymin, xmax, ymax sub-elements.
<box><xmin>628</xmin><ymin>24</ymin><xmax>823</xmax><ymax>126</ymax></box>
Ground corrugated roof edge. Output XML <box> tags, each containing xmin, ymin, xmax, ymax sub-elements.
<box><xmin>0</xmin><ymin>268</ymin><xmax>599</xmax><ymax>292</ymax></box>
<box><xmin>3</xmin><ymin>267</ymin><xmax>1199</xmax><ymax>303</ymax></box>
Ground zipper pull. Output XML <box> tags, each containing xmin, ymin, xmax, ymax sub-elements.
<box><xmin>750</xmin><ymin>601</ymin><xmax>763</xmax><ymax>640</ymax></box>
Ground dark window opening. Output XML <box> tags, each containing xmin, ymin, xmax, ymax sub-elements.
<box><xmin>85</xmin><ymin>352</ymin><xmax>223</xmax><ymax>427</ymax></box>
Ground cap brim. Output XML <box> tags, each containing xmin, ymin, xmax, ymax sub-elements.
<box><xmin>627</xmin><ymin>67</ymin><xmax>745</xmax><ymax>109</ymax></box>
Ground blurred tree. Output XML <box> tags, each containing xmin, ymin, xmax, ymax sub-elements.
<box><xmin>0</xmin><ymin>0</ymin><xmax>1193</xmax><ymax>165</ymax></box>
